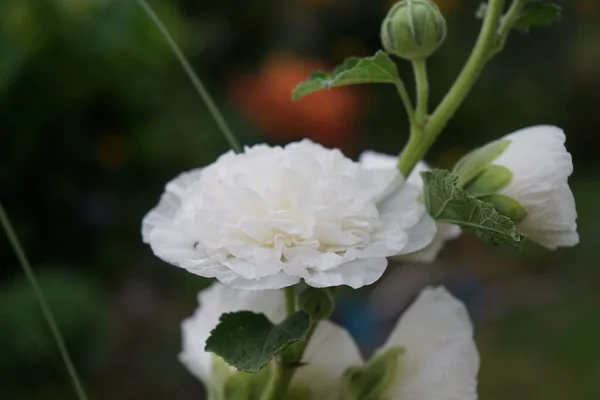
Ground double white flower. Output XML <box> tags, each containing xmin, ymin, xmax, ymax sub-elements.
<box><xmin>142</xmin><ymin>140</ymin><xmax>437</xmax><ymax>290</ymax></box>
<box><xmin>180</xmin><ymin>283</ymin><xmax>480</xmax><ymax>399</ymax></box>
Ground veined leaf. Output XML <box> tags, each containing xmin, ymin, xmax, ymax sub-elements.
<box><xmin>292</xmin><ymin>51</ymin><xmax>399</xmax><ymax>100</ymax></box>
<box><xmin>513</xmin><ymin>3</ymin><xmax>561</xmax><ymax>32</ymax></box>
<box><xmin>421</xmin><ymin>170</ymin><xmax>525</xmax><ymax>246</ymax></box>
<box><xmin>204</xmin><ymin>310</ymin><xmax>310</xmax><ymax>373</ymax></box>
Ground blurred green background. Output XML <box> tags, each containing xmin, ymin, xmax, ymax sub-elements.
<box><xmin>1</xmin><ymin>0</ymin><xmax>599</xmax><ymax>399</ymax></box>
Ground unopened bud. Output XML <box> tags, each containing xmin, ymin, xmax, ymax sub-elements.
<box><xmin>298</xmin><ymin>288</ymin><xmax>334</xmax><ymax>321</ymax></box>
<box><xmin>381</xmin><ymin>0</ymin><xmax>447</xmax><ymax>60</ymax></box>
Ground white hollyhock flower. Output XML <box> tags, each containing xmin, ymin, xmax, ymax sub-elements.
<box><xmin>485</xmin><ymin>125</ymin><xmax>578</xmax><ymax>249</ymax></box>
<box><xmin>359</xmin><ymin>151</ymin><xmax>461</xmax><ymax>262</ymax></box>
<box><xmin>179</xmin><ymin>283</ymin><xmax>362</xmax><ymax>399</ymax></box>
<box><xmin>143</xmin><ymin>140</ymin><xmax>436</xmax><ymax>290</ymax></box>
<box><xmin>377</xmin><ymin>286</ymin><xmax>479</xmax><ymax>400</ymax></box>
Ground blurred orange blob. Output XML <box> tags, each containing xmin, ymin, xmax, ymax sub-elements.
<box><xmin>229</xmin><ymin>54</ymin><xmax>360</xmax><ymax>149</ymax></box>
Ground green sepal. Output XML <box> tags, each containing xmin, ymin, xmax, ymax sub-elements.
<box><xmin>291</xmin><ymin>51</ymin><xmax>400</xmax><ymax>101</ymax></box>
<box><xmin>341</xmin><ymin>347</ymin><xmax>405</xmax><ymax>400</ymax></box>
<box><xmin>480</xmin><ymin>194</ymin><xmax>528</xmax><ymax>224</ymax></box>
<box><xmin>463</xmin><ymin>164</ymin><xmax>513</xmax><ymax>197</ymax></box>
<box><xmin>452</xmin><ymin>139</ymin><xmax>510</xmax><ymax>188</ymax></box>
<box><xmin>222</xmin><ymin>364</ymin><xmax>273</xmax><ymax>400</ymax></box>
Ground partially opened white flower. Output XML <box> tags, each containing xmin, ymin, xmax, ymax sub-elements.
<box><xmin>479</xmin><ymin>125</ymin><xmax>578</xmax><ymax>249</ymax></box>
<box><xmin>377</xmin><ymin>286</ymin><xmax>479</xmax><ymax>400</ymax></box>
<box><xmin>143</xmin><ymin>140</ymin><xmax>436</xmax><ymax>290</ymax></box>
<box><xmin>180</xmin><ymin>283</ymin><xmax>362</xmax><ymax>399</ymax></box>
<box><xmin>359</xmin><ymin>151</ymin><xmax>461</xmax><ymax>262</ymax></box>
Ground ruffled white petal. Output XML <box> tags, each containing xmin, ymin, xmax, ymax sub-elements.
<box><xmin>376</xmin><ymin>180</ymin><xmax>438</xmax><ymax>256</ymax></box>
<box><xmin>142</xmin><ymin>168</ymin><xmax>203</xmax><ymax>245</ymax></box>
<box><xmin>401</xmin><ymin>223</ymin><xmax>461</xmax><ymax>262</ymax></box>
<box><xmin>360</xmin><ymin>151</ymin><xmax>460</xmax><ymax>262</ymax></box>
<box><xmin>492</xmin><ymin>125</ymin><xmax>578</xmax><ymax>249</ymax></box>
<box><xmin>381</xmin><ymin>286</ymin><xmax>479</xmax><ymax>400</ymax></box>
<box><xmin>295</xmin><ymin>320</ymin><xmax>363</xmax><ymax>398</ymax></box>
<box><xmin>301</xmin><ymin>258</ymin><xmax>388</xmax><ymax>289</ymax></box>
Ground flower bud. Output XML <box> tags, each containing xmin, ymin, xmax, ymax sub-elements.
<box><xmin>454</xmin><ymin>126</ymin><xmax>579</xmax><ymax>250</ymax></box>
<box><xmin>298</xmin><ymin>288</ymin><xmax>334</xmax><ymax>321</ymax></box>
<box><xmin>381</xmin><ymin>0</ymin><xmax>447</xmax><ymax>60</ymax></box>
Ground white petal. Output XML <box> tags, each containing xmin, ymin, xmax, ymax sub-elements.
<box><xmin>294</xmin><ymin>320</ymin><xmax>363</xmax><ymax>398</ymax></box>
<box><xmin>375</xmin><ymin>180</ymin><xmax>437</xmax><ymax>256</ymax></box>
<box><xmin>209</xmin><ymin>268</ymin><xmax>301</xmax><ymax>290</ymax></box>
<box><xmin>302</xmin><ymin>258</ymin><xmax>388</xmax><ymax>289</ymax></box>
<box><xmin>400</xmin><ymin>223</ymin><xmax>462</xmax><ymax>263</ymax></box>
<box><xmin>406</xmin><ymin>161</ymin><xmax>432</xmax><ymax>191</ymax></box>
<box><xmin>493</xmin><ymin>126</ymin><xmax>578</xmax><ymax>249</ymax></box>
<box><xmin>382</xmin><ymin>287</ymin><xmax>479</xmax><ymax>400</ymax></box>
<box><xmin>142</xmin><ymin>168</ymin><xmax>203</xmax><ymax>243</ymax></box>
<box><xmin>360</xmin><ymin>151</ymin><xmax>456</xmax><ymax>261</ymax></box>
<box><xmin>358</xmin><ymin>150</ymin><xmax>430</xmax><ymax>190</ymax></box>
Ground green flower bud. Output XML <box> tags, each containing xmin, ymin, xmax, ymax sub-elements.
<box><xmin>381</xmin><ymin>0</ymin><xmax>447</xmax><ymax>60</ymax></box>
<box><xmin>298</xmin><ymin>288</ymin><xmax>334</xmax><ymax>321</ymax></box>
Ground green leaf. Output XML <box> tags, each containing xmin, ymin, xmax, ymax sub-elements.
<box><xmin>421</xmin><ymin>170</ymin><xmax>525</xmax><ymax>246</ymax></box>
<box><xmin>291</xmin><ymin>51</ymin><xmax>399</xmax><ymax>100</ymax></box>
<box><xmin>205</xmin><ymin>311</ymin><xmax>311</xmax><ymax>373</ymax></box>
<box><xmin>513</xmin><ymin>3</ymin><xmax>561</xmax><ymax>32</ymax></box>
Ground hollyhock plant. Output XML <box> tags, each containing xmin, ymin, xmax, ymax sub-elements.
<box><xmin>360</xmin><ymin>151</ymin><xmax>461</xmax><ymax>262</ymax></box>
<box><xmin>129</xmin><ymin>0</ymin><xmax>576</xmax><ymax>399</ymax></box>
<box><xmin>142</xmin><ymin>140</ymin><xmax>437</xmax><ymax>290</ymax></box>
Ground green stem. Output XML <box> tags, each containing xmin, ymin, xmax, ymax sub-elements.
<box><xmin>397</xmin><ymin>0</ymin><xmax>505</xmax><ymax>176</ymax></box>
<box><xmin>395</xmin><ymin>81</ymin><xmax>416</xmax><ymax>125</ymax></box>
<box><xmin>496</xmin><ymin>0</ymin><xmax>526</xmax><ymax>51</ymax></box>
<box><xmin>0</xmin><ymin>203</ymin><xmax>88</xmax><ymax>400</ymax></box>
<box><xmin>284</xmin><ymin>286</ymin><xmax>295</xmax><ymax>316</ymax></box>
<box><xmin>268</xmin><ymin>323</ymin><xmax>318</xmax><ymax>400</ymax></box>
<box><xmin>412</xmin><ymin>58</ymin><xmax>429</xmax><ymax>126</ymax></box>
<box><xmin>397</xmin><ymin>126</ymin><xmax>427</xmax><ymax>176</ymax></box>
<box><xmin>266</xmin><ymin>362</ymin><xmax>296</xmax><ymax>400</ymax></box>
<box><xmin>425</xmin><ymin>0</ymin><xmax>505</xmax><ymax>140</ymax></box>
<box><xmin>136</xmin><ymin>0</ymin><xmax>242</xmax><ymax>153</ymax></box>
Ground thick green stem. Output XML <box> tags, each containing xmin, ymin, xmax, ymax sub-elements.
<box><xmin>397</xmin><ymin>0</ymin><xmax>506</xmax><ymax>176</ymax></box>
<box><xmin>397</xmin><ymin>126</ymin><xmax>428</xmax><ymax>176</ymax></box>
<box><xmin>0</xmin><ymin>203</ymin><xmax>88</xmax><ymax>400</ymax></box>
<box><xmin>265</xmin><ymin>287</ymin><xmax>317</xmax><ymax>400</ymax></box>
<box><xmin>425</xmin><ymin>0</ymin><xmax>505</xmax><ymax>140</ymax></box>
<box><xmin>412</xmin><ymin>58</ymin><xmax>429</xmax><ymax>126</ymax></box>
<box><xmin>266</xmin><ymin>361</ymin><xmax>297</xmax><ymax>400</ymax></box>
<box><xmin>136</xmin><ymin>0</ymin><xmax>242</xmax><ymax>153</ymax></box>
